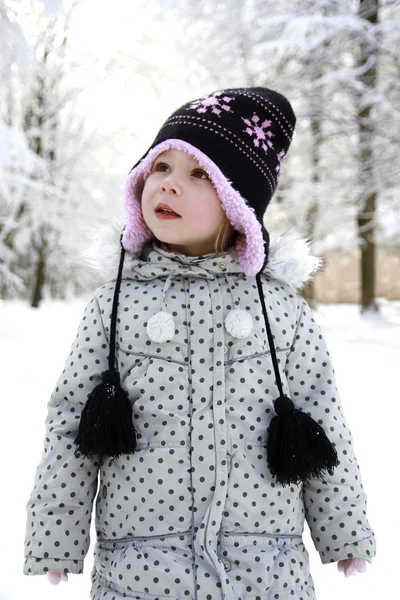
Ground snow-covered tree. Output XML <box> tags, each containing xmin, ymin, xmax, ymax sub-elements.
<box><xmin>0</xmin><ymin>0</ymin><xmax>99</xmax><ymax>304</ymax></box>
<box><xmin>2</xmin><ymin>0</ymin><xmax>398</xmax><ymax>306</ymax></box>
<box><xmin>159</xmin><ymin>0</ymin><xmax>400</xmax><ymax>309</ymax></box>
<box><xmin>1</xmin><ymin>0</ymin><xmax>181</xmax><ymax>304</ymax></box>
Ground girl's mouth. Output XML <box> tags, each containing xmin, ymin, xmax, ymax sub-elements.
<box><xmin>155</xmin><ymin>207</ymin><xmax>181</xmax><ymax>219</ymax></box>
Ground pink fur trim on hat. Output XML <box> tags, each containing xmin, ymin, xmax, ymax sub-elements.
<box><xmin>122</xmin><ymin>139</ymin><xmax>265</xmax><ymax>276</ymax></box>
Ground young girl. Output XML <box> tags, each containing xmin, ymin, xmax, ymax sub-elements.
<box><xmin>24</xmin><ymin>87</ymin><xmax>376</xmax><ymax>600</ymax></box>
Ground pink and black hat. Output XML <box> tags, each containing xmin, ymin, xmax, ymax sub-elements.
<box><xmin>122</xmin><ymin>87</ymin><xmax>296</xmax><ymax>276</ymax></box>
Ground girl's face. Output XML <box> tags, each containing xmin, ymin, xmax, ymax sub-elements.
<box><xmin>141</xmin><ymin>148</ymin><xmax>228</xmax><ymax>256</ymax></box>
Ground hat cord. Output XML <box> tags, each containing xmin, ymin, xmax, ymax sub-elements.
<box><xmin>255</xmin><ymin>273</ymin><xmax>285</xmax><ymax>397</ymax></box>
<box><xmin>108</xmin><ymin>234</ymin><xmax>126</xmax><ymax>370</ymax></box>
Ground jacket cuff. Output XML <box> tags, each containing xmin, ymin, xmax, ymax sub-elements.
<box><xmin>23</xmin><ymin>556</ymin><xmax>84</xmax><ymax>575</ymax></box>
<box><xmin>319</xmin><ymin>535</ymin><xmax>376</xmax><ymax>565</ymax></box>
<box><xmin>363</xmin><ymin>556</ymin><xmax>373</xmax><ymax>564</ymax></box>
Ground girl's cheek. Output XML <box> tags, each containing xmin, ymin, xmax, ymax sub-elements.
<box><xmin>140</xmin><ymin>188</ymin><xmax>150</xmax><ymax>212</ymax></box>
<box><xmin>143</xmin><ymin>173</ymin><xmax>159</xmax><ymax>193</ymax></box>
<box><xmin>141</xmin><ymin>178</ymin><xmax>152</xmax><ymax>201</ymax></box>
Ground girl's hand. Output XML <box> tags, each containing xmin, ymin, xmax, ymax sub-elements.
<box><xmin>47</xmin><ymin>572</ymin><xmax>68</xmax><ymax>585</ymax></box>
<box><xmin>337</xmin><ymin>558</ymin><xmax>367</xmax><ymax>577</ymax></box>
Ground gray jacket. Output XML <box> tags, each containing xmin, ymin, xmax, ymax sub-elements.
<box><xmin>24</xmin><ymin>231</ymin><xmax>376</xmax><ymax>600</ymax></box>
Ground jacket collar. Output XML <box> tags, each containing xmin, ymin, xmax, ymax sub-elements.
<box><xmin>139</xmin><ymin>239</ymin><xmax>241</xmax><ymax>278</ymax></box>
<box><xmin>82</xmin><ymin>217</ymin><xmax>322</xmax><ymax>291</ymax></box>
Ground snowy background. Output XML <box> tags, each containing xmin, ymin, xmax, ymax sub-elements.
<box><xmin>1</xmin><ymin>297</ymin><xmax>399</xmax><ymax>599</ymax></box>
<box><xmin>2</xmin><ymin>0</ymin><xmax>400</xmax><ymax>304</ymax></box>
<box><xmin>1</xmin><ymin>0</ymin><xmax>400</xmax><ymax>598</ymax></box>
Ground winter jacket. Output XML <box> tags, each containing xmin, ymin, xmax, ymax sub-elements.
<box><xmin>23</xmin><ymin>231</ymin><xmax>376</xmax><ymax>600</ymax></box>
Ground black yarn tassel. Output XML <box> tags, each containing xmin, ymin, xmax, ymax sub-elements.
<box><xmin>267</xmin><ymin>395</ymin><xmax>339</xmax><ymax>487</ymax></box>
<box><xmin>74</xmin><ymin>368</ymin><xmax>136</xmax><ymax>459</ymax></box>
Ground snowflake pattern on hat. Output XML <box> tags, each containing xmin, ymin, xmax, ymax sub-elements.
<box><xmin>242</xmin><ymin>114</ymin><xmax>275</xmax><ymax>151</ymax></box>
<box><xmin>190</xmin><ymin>91</ymin><xmax>234</xmax><ymax>116</ymax></box>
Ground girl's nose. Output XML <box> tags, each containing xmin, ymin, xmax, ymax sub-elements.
<box><xmin>160</xmin><ymin>174</ymin><xmax>182</xmax><ymax>195</ymax></box>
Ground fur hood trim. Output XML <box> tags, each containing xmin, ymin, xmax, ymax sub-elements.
<box><xmin>81</xmin><ymin>216</ymin><xmax>323</xmax><ymax>292</ymax></box>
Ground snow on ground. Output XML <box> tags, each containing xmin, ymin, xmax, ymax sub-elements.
<box><xmin>0</xmin><ymin>296</ymin><xmax>398</xmax><ymax>600</ymax></box>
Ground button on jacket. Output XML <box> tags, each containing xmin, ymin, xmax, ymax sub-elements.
<box><xmin>23</xmin><ymin>231</ymin><xmax>376</xmax><ymax>600</ymax></box>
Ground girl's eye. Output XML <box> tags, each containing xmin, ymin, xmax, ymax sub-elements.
<box><xmin>192</xmin><ymin>169</ymin><xmax>209</xmax><ymax>179</ymax></box>
<box><xmin>153</xmin><ymin>162</ymin><xmax>169</xmax><ymax>172</ymax></box>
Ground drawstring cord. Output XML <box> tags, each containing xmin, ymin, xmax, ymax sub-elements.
<box><xmin>224</xmin><ymin>271</ymin><xmax>254</xmax><ymax>339</ymax></box>
<box><xmin>224</xmin><ymin>272</ymin><xmax>239</xmax><ymax>309</ymax></box>
<box><xmin>145</xmin><ymin>272</ymin><xmax>177</xmax><ymax>343</ymax></box>
<box><xmin>160</xmin><ymin>273</ymin><xmax>175</xmax><ymax>312</ymax></box>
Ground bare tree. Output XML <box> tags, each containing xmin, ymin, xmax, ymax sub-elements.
<box><xmin>357</xmin><ymin>0</ymin><xmax>379</xmax><ymax>312</ymax></box>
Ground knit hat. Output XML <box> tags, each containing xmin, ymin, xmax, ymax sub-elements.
<box><xmin>74</xmin><ymin>87</ymin><xmax>339</xmax><ymax>486</ymax></box>
<box><xmin>121</xmin><ymin>87</ymin><xmax>296</xmax><ymax>276</ymax></box>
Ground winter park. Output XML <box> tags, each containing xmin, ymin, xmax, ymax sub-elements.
<box><xmin>1</xmin><ymin>1</ymin><xmax>399</xmax><ymax>600</ymax></box>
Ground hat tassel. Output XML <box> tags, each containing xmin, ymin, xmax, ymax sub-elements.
<box><xmin>255</xmin><ymin>274</ymin><xmax>339</xmax><ymax>486</ymax></box>
<box><xmin>267</xmin><ymin>394</ymin><xmax>339</xmax><ymax>486</ymax></box>
<box><xmin>74</xmin><ymin>368</ymin><xmax>136</xmax><ymax>459</ymax></box>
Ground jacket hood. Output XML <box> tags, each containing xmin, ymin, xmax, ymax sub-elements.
<box><xmin>81</xmin><ymin>216</ymin><xmax>323</xmax><ymax>291</ymax></box>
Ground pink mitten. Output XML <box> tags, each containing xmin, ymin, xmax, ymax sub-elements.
<box><xmin>47</xmin><ymin>572</ymin><xmax>69</xmax><ymax>585</ymax></box>
<box><xmin>337</xmin><ymin>558</ymin><xmax>367</xmax><ymax>577</ymax></box>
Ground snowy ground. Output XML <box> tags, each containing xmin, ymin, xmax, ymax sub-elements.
<box><xmin>0</xmin><ymin>296</ymin><xmax>398</xmax><ymax>600</ymax></box>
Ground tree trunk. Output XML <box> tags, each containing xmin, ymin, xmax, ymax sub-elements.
<box><xmin>30</xmin><ymin>234</ymin><xmax>47</xmax><ymax>308</ymax></box>
<box><xmin>25</xmin><ymin>67</ymin><xmax>56</xmax><ymax>307</ymax></box>
<box><xmin>357</xmin><ymin>0</ymin><xmax>379</xmax><ymax>313</ymax></box>
<box><xmin>302</xmin><ymin>113</ymin><xmax>321</xmax><ymax>310</ymax></box>
<box><xmin>357</xmin><ymin>192</ymin><xmax>377</xmax><ymax>312</ymax></box>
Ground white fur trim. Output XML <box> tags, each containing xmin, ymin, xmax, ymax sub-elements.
<box><xmin>81</xmin><ymin>219</ymin><xmax>322</xmax><ymax>291</ymax></box>
<box><xmin>266</xmin><ymin>229</ymin><xmax>323</xmax><ymax>289</ymax></box>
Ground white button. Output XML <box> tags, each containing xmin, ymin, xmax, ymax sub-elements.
<box><xmin>219</xmin><ymin>263</ymin><xmax>227</xmax><ymax>271</ymax></box>
<box><xmin>223</xmin><ymin>345</ymin><xmax>228</xmax><ymax>354</ymax></box>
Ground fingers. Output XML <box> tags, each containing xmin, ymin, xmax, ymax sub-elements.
<box><xmin>353</xmin><ymin>558</ymin><xmax>367</xmax><ymax>573</ymax></box>
<box><xmin>337</xmin><ymin>558</ymin><xmax>367</xmax><ymax>577</ymax></box>
<box><xmin>344</xmin><ymin>562</ymin><xmax>357</xmax><ymax>577</ymax></box>
<box><xmin>47</xmin><ymin>572</ymin><xmax>68</xmax><ymax>585</ymax></box>
<box><xmin>47</xmin><ymin>572</ymin><xmax>61</xmax><ymax>585</ymax></box>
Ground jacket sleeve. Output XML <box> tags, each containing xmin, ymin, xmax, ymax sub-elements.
<box><xmin>284</xmin><ymin>294</ymin><xmax>376</xmax><ymax>565</ymax></box>
<box><xmin>23</xmin><ymin>292</ymin><xmax>109</xmax><ymax>575</ymax></box>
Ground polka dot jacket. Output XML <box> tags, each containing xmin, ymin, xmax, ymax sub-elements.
<box><xmin>23</xmin><ymin>235</ymin><xmax>376</xmax><ymax>600</ymax></box>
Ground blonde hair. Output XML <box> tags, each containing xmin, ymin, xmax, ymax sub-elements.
<box><xmin>214</xmin><ymin>214</ymin><xmax>237</xmax><ymax>253</ymax></box>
